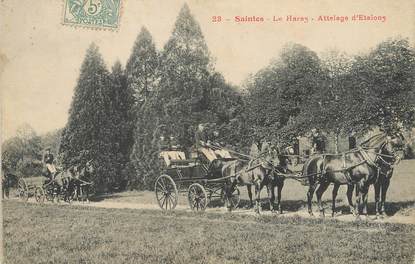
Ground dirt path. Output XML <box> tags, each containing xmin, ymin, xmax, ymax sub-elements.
<box><xmin>77</xmin><ymin>198</ymin><xmax>415</xmax><ymax>225</ymax></box>
<box><xmin>10</xmin><ymin>187</ymin><xmax>414</xmax><ymax>225</ymax></box>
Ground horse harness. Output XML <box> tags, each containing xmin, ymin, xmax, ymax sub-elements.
<box><xmin>317</xmin><ymin>140</ymin><xmax>399</xmax><ymax>184</ymax></box>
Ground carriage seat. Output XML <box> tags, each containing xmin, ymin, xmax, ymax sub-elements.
<box><xmin>160</xmin><ymin>150</ymin><xmax>197</xmax><ymax>167</ymax></box>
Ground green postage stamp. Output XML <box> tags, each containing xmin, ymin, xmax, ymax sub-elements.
<box><xmin>63</xmin><ymin>0</ymin><xmax>121</xmax><ymax>29</ymax></box>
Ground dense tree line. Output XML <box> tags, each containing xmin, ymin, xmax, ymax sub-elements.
<box><xmin>1</xmin><ymin>124</ymin><xmax>62</xmax><ymax>178</ymax></box>
<box><xmin>3</xmin><ymin>4</ymin><xmax>414</xmax><ymax>192</ymax></box>
<box><xmin>244</xmin><ymin>39</ymin><xmax>415</xmax><ymax>148</ymax></box>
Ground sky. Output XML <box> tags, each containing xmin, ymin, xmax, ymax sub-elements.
<box><xmin>1</xmin><ymin>0</ymin><xmax>414</xmax><ymax>141</ymax></box>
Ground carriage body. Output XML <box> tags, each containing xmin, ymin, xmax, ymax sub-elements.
<box><xmin>16</xmin><ymin>175</ymin><xmax>74</xmax><ymax>203</ymax></box>
<box><xmin>16</xmin><ymin>176</ymin><xmax>48</xmax><ymax>202</ymax></box>
<box><xmin>155</xmin><ymin>149</ymin><xmax>240</xmax><ymax>211</ymax></box>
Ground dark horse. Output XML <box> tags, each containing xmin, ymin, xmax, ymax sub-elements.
<box><xmin>221</xmin><ymin>147</ymin><xmax>293</xmax><ymax>213</ymax></box>
<box><xmin>2</xmin><ymin>172</ymin><xmax>15</xmax><ymax>199</ymax></box>
<box><xmin>302</xmin><ymin>132</ymin><xmax>404</xmax><ymax>218</ymax></box>
<box><xmin>49</xmin><ymin>160</ymin><xmax>94</xmax><ymax>202</ymax></box>
<box><xmin>50</xmin><ymin>168</ymin><xmax>77</xmax><ymax>202</ymax></box>
<box><xmin>70</xmin><ymin>160</ymin><xmax>95</xmax><ymax>202</ymax></box>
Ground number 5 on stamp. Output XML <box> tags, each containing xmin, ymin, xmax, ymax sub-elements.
<box><xmin>63</xmin><ymin>0</ymin><xmax>122</xmax><ymax>30</ymax></box>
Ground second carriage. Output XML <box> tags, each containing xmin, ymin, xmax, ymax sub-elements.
<box><xmin>16</xmin><ymin>176</ymin><xmax>63</xmax><ymax>203</ymax></box>
<box><xmin>154</xmin><ymin>146</ymin><xmax>242</xmax><ymax>211</ymax></box>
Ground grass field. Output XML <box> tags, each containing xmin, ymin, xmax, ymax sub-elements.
<box><xmin>3</xmin><ymin>160</ymin><xmax>415</xmax><ymax>263</ymax></box>
<box><xmin>3</xmin><ymin>200</ymin><xmax>415</xmax><ymax>264</ymax></box>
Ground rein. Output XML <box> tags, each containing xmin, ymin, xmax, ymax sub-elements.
<box><xmin>295</xmin><ymin>138</ymin><xmax>400</xmax><ymax>184</ymax></box>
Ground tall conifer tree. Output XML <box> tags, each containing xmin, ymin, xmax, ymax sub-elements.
<box><xmin>158</xmin><ymin>3</ymin><xmax>213</xmax><ymax>147</ymax></box>
<box><xmin>59</xmin><ymin>43</ymin><xmax>116</xmax><ymax>192</ymax></box>
<box><xmin>125</xmin><ymin>27</ymin><xmax>160</xmax><ymax>188</ymax></box>
<box><xmin>126</xmin><ymin>27</ymin><xmax>159</xmax><ymax>103</ymax></box>
<box><xmin>109</xmin><ymin>61</ymin><xmax>134</xmax><ymax>190</ymax></box>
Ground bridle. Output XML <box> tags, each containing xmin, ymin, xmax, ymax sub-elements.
<box><xmin>360</xmin><ymin>137</ymin><xmax>401</xmax><ymax>178</ymax></box>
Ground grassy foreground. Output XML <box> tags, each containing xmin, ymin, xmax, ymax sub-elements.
<box><xmin>3</xmin><ymin>200</ymin><xmax>415</xmax><ymax>264</ymax></box>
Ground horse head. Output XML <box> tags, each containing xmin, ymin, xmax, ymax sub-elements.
<box><xmin>268</xmin><ymin>145</ymin><xmax>293</xmax><ymax>168</ymax></box>
<box><xmin>363</xmin><ymin>132</ymin><xmax>405</xmax><ymax>169</ymax></box>
<box><xmin>383</xmin><ymin>132</ymin><xmax>405</xmax><ymax>163</ymax></box>
<box><xmin>85</xmin><ymin>159</ymin><xmax>95</xmax><ymax>174</ymax></box>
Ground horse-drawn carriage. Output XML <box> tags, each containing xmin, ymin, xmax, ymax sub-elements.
<box><xmin>16</xmin><ymin>176</ymin><xmax>66</xmax><ymax>203</ymax></box>
<box><xmin>154</xmin><ymin>132</ymin><xmax>405</xmax><ymax>218</ymax></box>
<box><xmin>16</xmin><ymin>161</ymin><xmax>95</xmax><ymax>204</ymax></box>
<box><xmin>154</xmin><ymin>146</ymin><xmax>242</xmax><ymax>211</ymax></box>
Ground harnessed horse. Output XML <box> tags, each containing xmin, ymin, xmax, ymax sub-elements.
<box><xmin>50</xmin><ymin>160</ymin><xmax>94</xmax><ymax>202</ymax></box>
<box><xmin>302</xmin><ymin>132</ymin><xmax>404</xmax><ymax>218</ymax></box>
<box><xmin>70</xmin><ymin>160</ymin><xmax>95</xmax><ymax>202</ymax></box>
<box><xmin>221</xmin><ymin>146</ymin><xmax>293</xmax><ymax>213</ymax></box>
<box><xmin>47</xmin><ymin>167</ymin><xmax>75</xmax><ymax>202</ymax></box>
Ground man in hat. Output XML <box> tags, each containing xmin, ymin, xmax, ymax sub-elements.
<box><xmin>311</xmin><ymin>129</ymin><xmax>326</xmax><ymax>154</ymax></box>
<box><xmin>42</xmin><ymin>147</ymin><xmax>56</xmax><ymax>180</ymax></box>
<box><xmin>195</xmin><ymin>123</ymin><xmax>218</xmax><ymax>161</ymax></box>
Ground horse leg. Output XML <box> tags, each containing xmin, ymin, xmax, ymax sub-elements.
<box><xmin>316</xmin><ymin>182</ymin><xmax>330</xmax><ymax>218</ymax></box>
<box><xmin>55</xmin><ymin>185</ymin><xmax>60</xmax><ymax>203</ymax></box>
<box><xmin>380</xmin><ymin>177</ymin><xmax>390</xmax><ymax>218</ymax></box>
<box><xmin>346</xmin><ymin>184</ymin><xmax>356</xmax><ymax>216</ymax></box>
<box><xmin>78</xmin><ymin>183</ymin><xmax>82</xmax><ymax>202</ymax></box>
<box><xmin>254</xmin><ymin>181</ymin><xmax>264</xmax><ymax>214</ymax></box>
<box><xmin>331</xmin><ymin>183</ymin><xmax>340</xmax><ymax>217</ymax></box>
<box><xmin>276</xmin><ymin>180</ymin><xmax>284</xmax><ymax>214</ymax></box>
<box><xmin>362</xmin><ymin>185</ymin><xmax>369</xmax><ymax>219</ymax></box>
<box><xmin>224</xmin><ymin>181</ymin><xmax>237</xmax><ymax>212</ymax></box>
<box><xmin>63</xmin><ymin>179</ymin><xmax>68</xmax><ymax>202</ymax></box>
<box><xmin>6</xmin><ymin>180</ymin><xmax>10</xmax><ymax>198</ymax></box>
<box><xmin>355</xmin><ymin>184</ymin><xmax>362</xmax><ymax>219</ymax></box>
<box><xmin>254</xmin><ymin>183</ymin><xmax>260</xmax><ymax>214</ymax></box>
<box><xmin>267</xmin><ymin>182</ymin><xmax>275</xmax><ymax>212</ymax></box>
<box><xmin>247</xmin><ymin>185</ymin><xmax>253</xmax><ymax>208</ymax></box>
<box><xmin>79</xmin><ymin>184</ymin><xmax>84</xmax><ymax>202</ymax></box>
<box><xmin>307</xmin><ymin>183</ymin><xmax>318</xmax><ymax>216</ymax></box>
<box><xmin>374</xmin><ymin>181</ymin><xmax>381</xmax><ymax>219</ymax></box>
<box><xmin>86</xmin><ymin>185</ymin><xmax>90</xmax><ymax>203</ymax></box>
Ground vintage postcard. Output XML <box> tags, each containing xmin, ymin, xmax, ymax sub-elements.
<box><xmin>1</xmin><ymin>0</ymin><xmax>414</xmax><ymax>263</ymax></box>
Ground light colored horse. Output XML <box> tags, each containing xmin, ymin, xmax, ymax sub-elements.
<box><xmin>222</xmin><ymin>150</ymin><xmax>291</xmax><ymax>214</ymax></box>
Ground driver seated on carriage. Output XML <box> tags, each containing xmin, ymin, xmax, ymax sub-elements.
<box><xmin>195</xmin><ymin>123</ymin><xmax>231</xmax><ymax>162</ymax></box>
<box><xmin>310</xmin><ymin>128</ymin><xmax>326</xmax><ymax>154</ymax></box>
<box><xmin>42</xmin><ymin>147</ymin><xmax>57</xmax><ymax>181</ymax></box>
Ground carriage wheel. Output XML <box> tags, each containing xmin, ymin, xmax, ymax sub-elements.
<box><xmin>221</xmin><ymin>186</ymin><xmax>241</xmax><ymax>209</ymax></box>
<box><xmin>35</xmin><ymin>187</ymin><xmax>45</xmax><ymax>203</ymax></box>
<box><xmin>155</xmin><ymin>174</ymin><xmax>178</xmax><ymax>210</ymax></box>
<box><xmin>17</xmin><ymin>179</ymin><xmax>29</xmax><ymax>202</ymax></box>
<box><xmin>188</xmin><ymin>183</ymin><xmax>208</xmax><ymax>212</ymax></box>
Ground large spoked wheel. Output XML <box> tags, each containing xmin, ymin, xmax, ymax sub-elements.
<box><xmin>35</xmin><ymin>187</ymin><xmax>45</xmax><ymax>203</ymax></box>
<box><xmin>155</xmin><ymin>174</ymin><xmax>178</xmax><ymax>210</ymax></box>
<box><xmin>17</xmin><ymin>179</ymin><xmax>29</xmax><ymax>202</ymax></box>
<box><xmin>188</xmin><ymin>183</ymin><xmax>208</xmax><ymax>212</ymax></box>
<box><xmin>221</xmin><ymin>186</ymin><xmax>241</xmax><ymax>209</ymax></box>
